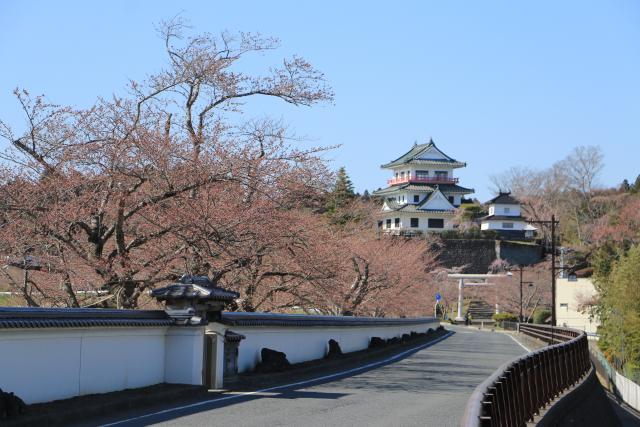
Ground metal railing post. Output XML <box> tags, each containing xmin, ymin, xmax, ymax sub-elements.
<box><xmin>461</xmin><ymin>324</ymin><xmax>590</xmax><ymax>427</ymax></box>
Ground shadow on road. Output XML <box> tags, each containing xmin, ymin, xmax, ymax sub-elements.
<box><xmin>95</xmin><ymin>331</ymin><xmax>457</xmax><ymax>426</ymax></box>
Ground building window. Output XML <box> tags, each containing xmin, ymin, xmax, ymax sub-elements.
<box><xmin>428</xmin><ymin>218</ymin><xmax>444</xmax><ymax>228</ymax></box>
<box><xmin>560</xmin><ymin>303</ymin><xmax>568</xmax><ymax>310</ymax></box>
<box><xmin>410</xmin><ymin>218</ymin><xmax>419</xmax><ymax>228</ymax></box>
<box><xmin>502</xmin><ymin>222</ymin><xmax>514</xmax><ymax>229</ymax></box>
<box><xmin>386</xmin><ymin>219</ymin><xmax>391</xmax><ymax>228</ymax></box>
<box><xmin>400</xmin><ymin>172</ymin><xmax>405</xmax><ymax>179</ymax></box>
<box><xmin>394</xmin><ymin>218</ymin><xmax>400</xmax><ymax>228</ymax></box>
<box><xmin>504</xmin><ymin>207</ymin><xmax>511</xmax><ymax>214</ymax></box>
<box><xmin>413</xmin><ymin>195</ymin><xmax>419</xmax><ymax>203</ymax></box>
<box><xmin>448</xmin><ymin>196</ymin><xmax>454</xmax><ymax>204</ymax></box>
<box><xmin>416</xmin><ymin>170</ymin><xmax>429</xmax><ymax>179</ymax></box>
<box><xmin>435</xmin><ymin>171</ymin><xmax>448</xmax><ymax>179</ymax></box>
<box><xmin>377</xmin><ymin>221</ymin><xmax>383</xmax><ymax>229</ymax></box>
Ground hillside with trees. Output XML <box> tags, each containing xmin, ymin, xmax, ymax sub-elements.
<box><xmin>491</xmin><ymin>145</ymin><xmax>640</xmax><ymax>378</ymax></box>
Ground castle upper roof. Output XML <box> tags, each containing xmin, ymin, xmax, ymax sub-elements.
<box><xmin>381</xmin><ymin>139</ymin><xmax>466</xmax><ymax>169</ymax></box>
<box><xmin>486</xmin><ymin>191</ymin><xmax>520</xmax><ymax>205</ymax></box>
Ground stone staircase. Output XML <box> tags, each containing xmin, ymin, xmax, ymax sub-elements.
<box><xmin>467</xmin><ymin>300</ymin><xmax>495</xmax><ymax>322</ymax></box>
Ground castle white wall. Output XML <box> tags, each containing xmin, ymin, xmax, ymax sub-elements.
<box><xmin>488</xmin><ymin>204</ymin><xmax>521</xmax><ymax>216</ymax></box>
<box><xmin>381</xmin><ymin>212</ymin><xmax>454</xmax><ymax>232</ymax></box>
<box><xmin>389</xmin><ymin>166</ymin><xmax>455</xmax><ymax>180</ymax></box>
<box><xmin>386</xmin><ymin>192</ymin><xmax>462</xmax><ymax>207</ymax></box>
<box><xmin>229</xmin><ymin>320</ymin><xmax>440</xmax><ymax>373</ymax></box>
<box><xmin>0</xmin><ymin>326</ymin><xmax>205</xmax><ymax>404</ymax></box>
<box><xmin>481</xmin><ymin>219</ymin><xmax>526</xmax><ymax>230</ymax></box>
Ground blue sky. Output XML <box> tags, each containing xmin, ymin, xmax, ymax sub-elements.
<box><xmin>1</xmin><ymin>1</ymin><xmax>639</xmax><ymax>200</ymax></box>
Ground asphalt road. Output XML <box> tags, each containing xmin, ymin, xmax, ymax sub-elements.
<box><xmin>99</xmin><ymin>326</ymin><xmax>527</xmax><ymax>427</ymax></box>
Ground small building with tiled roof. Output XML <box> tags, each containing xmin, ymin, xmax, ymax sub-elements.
<box><xmin>480</xmin><ymin>191</ymin><xmax>537</xmax><ymax>239</ymax></box>
<box><xmin>373</xmin><ymin>139</ymin><xmax>474</xmax><ymax>235</ymax></box>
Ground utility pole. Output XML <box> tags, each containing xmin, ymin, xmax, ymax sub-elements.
<box><xmin>528</xmin><ymin>215</ymin><xmax>560</xmax><ymax>327</ymax></box>
<box><xmin>519</xmin><ymin>265</ymin><xmax>523</xmax><ymax>322</ymax></box>
<box><xmin>551</xmin><ymin>215</ymin><xmax>556</xmax><ymax>327</ymax></box>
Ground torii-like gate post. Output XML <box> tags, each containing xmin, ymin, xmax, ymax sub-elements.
<box><xmin>448</xmin><ymin>274</ymin><xmax>506</xmax><ymax>322</ymax></box>
<box><xmin>457</xmin><ymin>277</ymin><xmax>465</xmax><ymax>322</ymax></box>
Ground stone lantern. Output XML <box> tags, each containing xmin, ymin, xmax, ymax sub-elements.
<box><xmin>151</xmin><ymin>275</ymin><xmax>239</xmax><ymax>325</ymax></box>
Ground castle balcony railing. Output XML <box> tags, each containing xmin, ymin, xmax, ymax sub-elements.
<box><xmin>387</xmin><ymin>176</ymin><xmax>459</xmax><ymax>186</ymax></box>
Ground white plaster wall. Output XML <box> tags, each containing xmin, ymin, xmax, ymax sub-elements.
<box><xmin>0</xmin><ymin>331</ymin><xmax>82</xmax><ymax>404</ymax></box>
<box><xmin>231</xmin><ymin>320</ymin><xmax>440</xmax><ymax>373</ymax></box>
<box><xmin>389</xmin><ymin>166</ymin><xmax>456</xmax><ymax>180</ymax></box>
<box><xmin>165</xmin><ymin>327</ymin><xmax>205</xmax><ymax>385</ymax></box>
<box><xmin>0</xmin><ymin>325</ymin><xmax>204</xmax><ymax>404</ymax></box>
<box><xmin>79</xmin><ymin>329</ymin><xmax>166</xmax><ymax>395</ymax></box>
<box><xmin>491</xmin><ymin>204</ymin><xmax>521</xmax><ymax>216</ymax></box>
<box><xmin>481</xmin><ymin>219</ymin><xmax>526</xmax><ymax>230</ymax></box>
<box><xmin>422</xmin><ymin>191</ymin><xmax>454</xmax><ymax>211</ymax></box>
<box><xmin>381</xmin><ymin>212</ymin><xmax>453</xmax><ymax>232</ymax></box>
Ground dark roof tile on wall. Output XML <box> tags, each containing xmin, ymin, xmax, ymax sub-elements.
<box><xmin>220</xmin><ymin>312</ymin><xmax>437</xmax><ymax>327</ymax></box>
<box><xmin>0</xmin><ymin>307</ymin><xmax>174</xmax><ymax>329</ymax></box>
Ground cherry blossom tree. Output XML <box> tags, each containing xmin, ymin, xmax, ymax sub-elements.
<box><xmin>0</xmin><ymin>20</ymin><xmax>332</xmax><ymax>308</ymax></box>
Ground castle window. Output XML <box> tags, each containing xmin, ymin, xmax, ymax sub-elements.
<box><xmin>428</xmin><ymin>218</ymin><xmax>444</xmax><ymax>228</ymax></box>
<box><xmin>435</xmin><ymin>171</ymin><xmax>448</xmax><ymax>179</ymax></box>
<box><xmin>413</xmin><ymin>195</ymin><xmax>419</xmax><ymax>203</ymax></box>
<box><xmin>386</xmin><ymin>219</ymin><xmax>391</xmax><ymax>228</ymax></box>
<box><xmin>504</xmin><ymin>207</ymin><xmax>511</xmax><ymax>214</ymax></box>
<box><xmin>410</xmin><ymin>218</ymin><xmax>419</xmax><ymax>228</ymax></box>
<box><xmin>394</xmin><ymin>218</ymin><xmax>400</xmax><ymax>228</ymax></box>
<box><xmin>502</xmin><ymin>222</ymin><xmax>514</xmax><ymax>229</ymax></box>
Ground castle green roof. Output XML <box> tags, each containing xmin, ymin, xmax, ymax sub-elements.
<box><xmin>381</xmin><ymin>139</ymin><xmax>466</xmax><ymax>169</ymax></box>
<box><xmin>373</xmin><ymin>183</ymin><xmax>474</xmax><ymax>197</ymax></box>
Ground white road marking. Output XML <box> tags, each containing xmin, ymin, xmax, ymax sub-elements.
<box><xmin>508</xmin><ymin>333</ymin><xmax>531</xmax><ymax>353</ymax></box>
<box><xmin>100</xmin><ymin>331</ymin><xmax>455</xmax><ymax>426</ymax></box>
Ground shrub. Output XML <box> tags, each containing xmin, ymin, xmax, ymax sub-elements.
<box><xmin>493</xmin><ymin>313</ymin><xmax>518</xmax><ymax>323</ymax></box>
<box><xmin>533</xmin><ymin>309</ymin><xmax>551</xmax><ymax>324</ymax></box>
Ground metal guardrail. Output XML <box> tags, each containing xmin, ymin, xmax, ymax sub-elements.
<box><xmin>462</xmin><ymin>324</ymin><xmax>590</xmax><ymax>427</ymax></box>
<box><xmin>498</xmin><ymin>321</ymin><xmax>518</xmax><ymax>331</ymax></box>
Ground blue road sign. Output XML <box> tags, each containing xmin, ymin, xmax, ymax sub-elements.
<box><xmin>435</xmin><ymin>292</ymin><xmax>442</xmax><ymax>302</ymax></box>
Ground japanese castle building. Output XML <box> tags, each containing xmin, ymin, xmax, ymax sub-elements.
<box><xmin>373</xmin><ymin>139</ymin><xmax>474</xmax><ymax>235</ymax></box>
<box><xmin>480</xmin><ymin>192</ymin><xmax>537</xmax><ymax>239</ymax></box>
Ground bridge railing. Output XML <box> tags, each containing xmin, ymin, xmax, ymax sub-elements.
<box><xmin>461</xmin><ymin>324</ymin><xmax>590</xmax><ymax>427</ymax></box>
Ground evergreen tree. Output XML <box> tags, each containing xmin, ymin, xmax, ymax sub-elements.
<box><xmin>361</xmin><ymin>189</ymin><xmax>371</xmax><ymax>201</ymax></box>
<box><xmin>325</xmin><ymin>167</ymin><xmax>358</xmax><ymax>224</ymax></box>
<box><xmin>621</xmin><ymin>179</ymin><xmax>631</xmax><ymax>192</ymax></box>
<box><xmin>632</xmin><ymin>175</ymin><xmax>640</xmax><ymax>194</ymax></box>
<box><xmin>326</xmin><ymin>167</ymin><xmax>355</xmax><ymax>211</ymax></box>
<box><xmin>333</xmin><ymin>167</ymin><xmax>355</xmax><ymax>199</ymax></box>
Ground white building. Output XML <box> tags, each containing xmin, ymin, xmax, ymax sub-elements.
<box><xmin>480</xmin><ymin>192</ymin><xmax>536</xmax><ymax>239</ymax></box>
<box><xmin>373</xmin><ymin>139</ymin><xmax>474</xmax><ymax>235</ymax></box>
<box><xmin>556</xmin><ymin>273</ymin><xmax>600</xmax><ymax>335</ymax></box>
